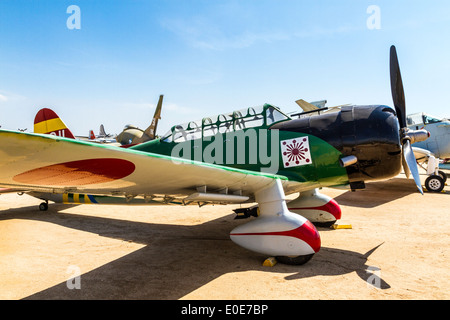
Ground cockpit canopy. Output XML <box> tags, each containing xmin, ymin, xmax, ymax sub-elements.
<box><xmin>161</xmin><ymin>104</ymin><xmax>290</xmax><ymax>143</ymax></box>
<box><xmin>407</xmin><ymin>112</ymin><xmax>443</xmax><ymax>126</ymax></box>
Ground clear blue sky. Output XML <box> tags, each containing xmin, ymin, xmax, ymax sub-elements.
<box><xmin>1</xmin><ymin>0</ymin><xmax>449</xmax><ymax>136</ymax></box>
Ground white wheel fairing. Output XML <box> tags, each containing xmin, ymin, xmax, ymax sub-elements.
<box><xmin>230</xmin><ymin>179</ymin><xmax>321</xmax><ymax>258</ymax></box>
<box><xmin>289</xmin><ymin>207</ymin><xmax>338</xmax><ymax>224</ymax></box>
<box><xmin>287</xmin><ymin>189</ymin><xmax>342</xmax><ymax>223</ymax></box>
<box><xmin>230</xmin><ymin>211</ymin><xmax>321</xmax><ymax>257</ymax></box>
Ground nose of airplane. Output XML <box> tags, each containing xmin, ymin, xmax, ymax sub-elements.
<box><xmin>271</xmin><ymin>105</ymin><xmax>403</xmax><ymax>183</ymax></box>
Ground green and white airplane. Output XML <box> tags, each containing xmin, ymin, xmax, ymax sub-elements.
<box><xmin>0</xmin><ymin>46</ymin><xmax>429</xmax><ymax>265</ymax></box>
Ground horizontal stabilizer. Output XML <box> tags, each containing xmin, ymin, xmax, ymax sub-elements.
<box><xmin>295</xmin><ymin>99</ymin><xmax>319</xmax><ymax>112</ymax></box>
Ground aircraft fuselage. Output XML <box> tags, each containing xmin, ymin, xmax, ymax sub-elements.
<box><xmin>131</xmin><ymin>104</ymin><xmax>402</xmax><ymax>192</ymax></box>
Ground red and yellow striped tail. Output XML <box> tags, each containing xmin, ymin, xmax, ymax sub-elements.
<box><xmin>34</xmin><ymin>108</ymin><xmax>76</xmax><ymax>139</ymax></box>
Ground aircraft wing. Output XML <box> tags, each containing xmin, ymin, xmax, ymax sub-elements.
<box><xmin>413</xmin><ymin>146</ymin><xmax>434</xmax><ymax>162</ymax></box>
<box><xmin>0</xmin><ymin>129</ymin><xmax>289</xmax><ymax>204</ymax></box>
<box><xmin>0</xmin><ymin>187</ymin><xmax>27</xmax><ymax>194</ymax></box>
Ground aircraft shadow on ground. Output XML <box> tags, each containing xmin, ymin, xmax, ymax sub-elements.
<box><xmin>0</xmin><ymin>204</ymin><xmax>389</xmax><ymax>299</ymax></box>
<box><xmin>333</xmin><ymin>176</ymin><xmax>448</xmax><ymax>208</ymax></box>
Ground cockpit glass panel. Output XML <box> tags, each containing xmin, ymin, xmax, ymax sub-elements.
<box><xmin>172</xmin><ymin>122</ymin><xmax>202</xmax><ymax>142</ymax></box>
<box><xmin>423</xmin><ymin>114</ymin><xmax>442</xmax><ymax>124</ymax></box>
<box><xmin>202</xmin><ymin>118</ymin><xmax>218</xmax><ymax>137</ymax></box>
<box><xmin>266</xmin><ymin>107</ymin><xmax>289</xmax><ymax>125</ymax></box>
<box><xmin>406</xmin><ymin>113</ymin><xmax>424</xmax><ymax>125</ymax></box>
<box><xmin>161</xmin><ymin>128</ymin><xmax>173</xmax><ymax>142</ymax></box>
<box><xmin>163</xmin><ymin>105</ymin><xmax>289</xmax><ymax>143</ymax></box>
<box><xmin>203</xmin><ymin>125</ymin><xmax>218</xmax><ymax>137</ymax></box>
<box><xmin>218</xmin><ymin>120</ymin><xmax>233</xmax><ymax>133</ymax></box>
<box><xmin>173</xmin><ymin>125</ymin><xmax>186</xmax><ymax>143</ymax></box>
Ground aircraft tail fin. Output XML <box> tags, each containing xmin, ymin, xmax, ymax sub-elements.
<box><xmin>89</xmin><ymin>130</ymin><xmax>96</xmax><ymax>140</ymax></box>
<box><xmin>99</xmin><ymin>124</ymin><xmax>107</xmax><ymax>137</ymax></box>
<box><xmin>143</xmin><ymin>94</ymin><xmax>163</xmax><ymax>140</ymax></box>
<box><xmin>34</xmin><ymin>108</ymin><xmax>76</xmax><ymax>139</ymax></box>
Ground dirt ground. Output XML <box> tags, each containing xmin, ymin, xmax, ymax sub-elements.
<box><xmin>0</xmin><ymin>172</ymin><xmax>449</xmax><ymax>300</ymax></box>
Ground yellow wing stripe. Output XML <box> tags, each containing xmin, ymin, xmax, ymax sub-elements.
<box><xmin>84</xmin><ymin>194</ymin><xmax>92</xmax><ymax>204</ymax></box>
<box><xmin>34</xmin><ymin>118</ymin><xmax>68</xmax><ymax>134</ymax></box>
<box><xmin>62</xmin><ymin>193</ymin><xmax>95</xmax><ymax>204</ymax></box>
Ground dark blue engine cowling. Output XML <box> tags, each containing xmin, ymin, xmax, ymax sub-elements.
<box><xmin>270</xmin><ymin>105</ymin><xmax>403</xmax><ymax>185</ymax></box>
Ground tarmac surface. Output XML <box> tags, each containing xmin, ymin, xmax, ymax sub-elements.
<box><xmin>0</xmin><ymin>172</ymin><xmax>449</xmax><ymax>300</ymax></box>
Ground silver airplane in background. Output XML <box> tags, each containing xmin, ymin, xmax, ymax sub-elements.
<box><xmin>407</xmin><ymin>112</ymin><xmax>450</xmax><ymax>192</ymax></box>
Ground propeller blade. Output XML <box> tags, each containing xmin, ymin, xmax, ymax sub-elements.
<box><xmin>402</xmin><ymin>155</ymin><xmax>410</xmax><ymax>179</ymax></box>
<box><xmin>403</xmin><ymin>139</ymin><xmax>424</xmax><ymax>195</ymax></box>
<box><xmin>390</xmin><ymin>45</ymin><xmax>424</xmax><ymax>194</ymax></box>
<box><xmin>390</xmin><ymin>45</ymin><xmax>407</xmax><ymax>129</ymax></box>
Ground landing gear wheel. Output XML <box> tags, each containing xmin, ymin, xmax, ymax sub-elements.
<box><xmin>438</xmin><ymin>170</ymin><xmax>447</xmax><ymax>184</ymax></box>
<box><xmin>425</xmin><ymin>175</ymin><xmax>445</xmax><ymax>193</ymax></box>
<box><xmin>275</xmin><ymin>254</ymin><xmax>314</xmax><ymax>265</ymax></box>
<box><xmin>39</xmin><ymin>202</ymin><xmax>48</xmax><ymax>211</ymax></box>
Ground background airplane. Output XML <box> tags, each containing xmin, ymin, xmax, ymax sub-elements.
<box><xmin>290</xmin><ymin>99</ymin><xmax>351</xmax><ymax>117</ymax></box>
<box><xmin>33</xmin><ymin>94</ymin><xmax>164</xmax><ymax>147</ymax></box>
<box><xmin>407</xmin><ymin>112</ymin><xmax>450</xmax><ymax>192</ymax></box>
<box><xmin>407</xmin><ymin>112</ymin><xmax>450</xmax><ymax>158</ymax></box>
<box><xmin>115</xmin><ymin>95</ymin><xmax>164</xmax><ymax>146</ymax></box>
<box><xmin>33</xmin><ymin>108</ymin><xmax>120</xmax><ymax>146</ymax></box>
<box><xmin>82</xmin><ymin>124</ymin><xmax>117</xmax><ymax>144</ymax></box>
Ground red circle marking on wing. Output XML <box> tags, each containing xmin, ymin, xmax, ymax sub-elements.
<box><xmin>13</xmin><ymin>158</ymin><xmax>135</xmax><ymax>186</ymax></box>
